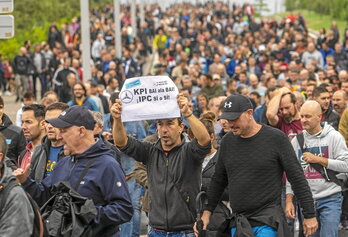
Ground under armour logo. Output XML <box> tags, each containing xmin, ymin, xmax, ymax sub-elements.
<box><xmin>224</xmin><ymin>102</ymin><xmax>232</xmax><ymax>108</ymax></box>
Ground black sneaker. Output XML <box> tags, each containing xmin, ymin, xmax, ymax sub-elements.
<box><xmin>342</xmin><ymin>219</ymin><xmax>348</xmax><ymax>230</ymax></box>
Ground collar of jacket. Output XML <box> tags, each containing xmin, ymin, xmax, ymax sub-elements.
<box><xmin>154</xmin><ymin>133</ymin><xmax>189</xmax><ymax>152</ymax></box>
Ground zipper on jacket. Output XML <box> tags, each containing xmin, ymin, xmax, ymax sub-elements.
<box><xmin>164</xmin><ymin>156</ymin><xmax>169</xmax><ymax>230</ymax></box>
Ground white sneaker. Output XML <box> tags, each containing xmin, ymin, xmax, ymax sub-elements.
<box><xmin>4</xmin><ymin>91</ymin><xmax>12</xmax><ymax>96</ymax></box>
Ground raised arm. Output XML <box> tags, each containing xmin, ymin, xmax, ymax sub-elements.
<box><xmin>177</xmin><ymin>94</ymin><xmax>210</xmax><ymax>146</ymax></box>
<box><xmin>111</xmin><ymin>99</ymin><xmax>128</xmax><ymax>147</ymax></box>
<box><xmin>266</xmin><ymin>87</ymin><xmax>290</xmax><ymax>126</ymax></box>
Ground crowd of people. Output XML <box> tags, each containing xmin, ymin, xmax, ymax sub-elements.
<box><xmin>0</xmin><ymin>1</ymin><xmax>348</xmax><ymax>236</ymax></box>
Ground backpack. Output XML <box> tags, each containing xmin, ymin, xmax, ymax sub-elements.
<box><xmin>0</xmin><ymin>179</ymin><xmax>45</xmax><ymax>237</ymax></box>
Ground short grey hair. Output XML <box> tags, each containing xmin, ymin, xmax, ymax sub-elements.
<box><xmin>90</xmin><ymin>111</ymin><xmax>104</xmax><ymax>126</ymax></box>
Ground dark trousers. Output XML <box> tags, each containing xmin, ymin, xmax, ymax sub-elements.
<box><xmin>0</xmin><ymin>75</ymin><xmax>7</xmax><ymax>92</ymax></box>
<box><xmin>33</xmin><ymin>72</ymin><xmax>48</xmax><ymax>99</ymax></box>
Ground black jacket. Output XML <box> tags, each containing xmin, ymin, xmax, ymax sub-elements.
<box><xmin>12</xmin><ymin>55</ymin><xmax>32</xmax><ymax>75</ymax></box>
<box><xmin>324</xmin><ymin>109</ymin><xmax>340</xmax><ymax>131</ymax></box>
<box><xmin>0</xmin><ymin>114</ymin><xmax>26</xmax><ymax>168</ymax></box>
<box><xmin>30</xmin><ymin>136</ymin><xmax>65</xmax><ymax>182</ymax></box>
<box><xmin>120</xmin><ymin>135</ymin><xmax>211</xmax><ymax>231</ymax></box>
<box><xmin>201</xmin><ymin>152</ymin><xmax>231</xmax><ymax>236</ymax></box>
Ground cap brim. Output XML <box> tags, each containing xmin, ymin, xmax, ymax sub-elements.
<box><xmin>218</xmin><ymin>112</ymin><xmax>242</xmax><ymax>121</ymax></box>
<box><xmin>46</xmin><ymin>117</ymin><xmax>73</xmax><ymax>129</ymax></box>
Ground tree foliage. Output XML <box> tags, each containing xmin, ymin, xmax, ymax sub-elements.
<box><xmin>285</xmin><ymin>0</ymin><xmax>348</xmax><ymax>22</ymax></box>
<box><xmin>0</xmin><ymin>0</ymin><xmax>112</xmax><ymax>59</ymax></box>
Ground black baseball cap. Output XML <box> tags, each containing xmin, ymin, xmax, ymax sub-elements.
<box><xmin>46</xmin><ymin>105</ymin><xmax>96</xmax><ymax>130</ymax></box>
<box><xmin>218</xmin><ymin>95</ymin><xmax>253</xmax><ymax>121</ymax></box>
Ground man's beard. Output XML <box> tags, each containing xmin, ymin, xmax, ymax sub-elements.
<box><xmin>334</xmin><ymin>105</ymin><xmax>343</xmax><ymax>113</ymax></box>
<box><xmin>284</xmin><ymin>113</ymin><xmax>295</xmax><ymax>123</ymax></box>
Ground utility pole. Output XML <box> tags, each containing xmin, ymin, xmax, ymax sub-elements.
<box><xmin>131</xmin><ymin>0</ymin><xmax>136</xmax><ymax>38</ymax></box>
<box><xmin>80</xmin><ymin>0</ymin><xmax>91</xmax><ymax>82</ymax></box>
<box><xmin>140</xmin><ymin>0</ymin><xmax>145</xmax><ymax>25</ymax></box>
<box><xmin>114</xmin><ymin>0</ymin><xmax>122</xmax><ymax>58</ymax></box>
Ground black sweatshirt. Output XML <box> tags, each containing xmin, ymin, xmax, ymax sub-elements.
<box><xmin>206</xmin><ymin>125</ymin><xmax>316</xmax><ymax>219</ymax></box>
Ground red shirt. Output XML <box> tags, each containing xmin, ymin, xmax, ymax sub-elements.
<box><xmin>18</xmin><ymin>142</ymin><xmax>33</xmax><ymax>169</ymax></box>
<box><xmin>277</xmin><ymin>115</ymin><xmax>303</xmax><ymax>183</ymax></box>
<box><xmin>277</xmin><ymin>115</ymin><xmax>303</xmax><ymax>141</ymax></box>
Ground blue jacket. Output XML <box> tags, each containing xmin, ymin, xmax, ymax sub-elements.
<box><xmin>67</xmin><ymin>97</ymin><xmax>99</xmax><ymax>112</ymax></box>
<box><xmin>23</xmin><ymin>138</ymin><xmax>133</xmax><ymax>236</ymax></box>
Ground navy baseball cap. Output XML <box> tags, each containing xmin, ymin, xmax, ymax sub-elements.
<box><xmin>218</xmin><ymin>95</ymin><xmax>253</xmax><ymax>121</ymax></box>
<box><xmin>46</xmin><ymin>105</ymin><xmax>96</xmax><ymax>130</ymax></box>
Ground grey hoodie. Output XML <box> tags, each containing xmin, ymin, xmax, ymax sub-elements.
<box><xmin>287</xmin><ymin>123</ymin><xmax>348</xmax><ymax>200</ymax></box>
<box><xmin>0</xmin><ymin>163</ymin><xmax>34</xmax><ymax>236</ymax></box>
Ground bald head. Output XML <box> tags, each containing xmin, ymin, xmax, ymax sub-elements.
<box><xmin>301</xmin><ymin>100</ymin><xmax>322</xmax><ymax>115</ymax></box>
<box><xmin>300</xmin><ymin>100</ymin><xmax>323</xmax><ymax>134</ymax></box>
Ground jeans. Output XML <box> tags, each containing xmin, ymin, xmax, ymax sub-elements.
<box><xmin>119</xmin><ymin>177</ymin><xmax>142</xmax><ymax>237</ymax></box>
<box><xmin>148</xmin><ymin>226</ymin><xmax>195</xmax><ymax>237</ymax></box>
<box><xmin>231</xmin><ymin>225</ymin><xmax>277</xmax><ymax>237</ymax></box>
<box><xmin>342</xmin><ymin>190</ymin><xmax>348</xmax><ymax>220</ymax></box>
<box><xmin>38</xmin><ymin>72</ymin><xmax>48</xmax><ymax>98</ymax></box>
<box><xmin>311</xmin><ymin>192</ymin><xmax>342</xmax><ymax>237</ymax></box>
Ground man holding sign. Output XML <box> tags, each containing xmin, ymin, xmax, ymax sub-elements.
<box><xmin>111</xmin><ymin>93</ymin><xmax>211</xmax><ymax>236</ymax></box>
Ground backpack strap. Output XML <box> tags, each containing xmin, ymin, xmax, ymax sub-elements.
<box><xmin>26</xmin><ymin>193</ymin><xmax>45</xmax><ymax>237</ymax></box>
<box><xmin>296</xmin><ymin>133</ymin><xmax>343</xmax><ymax>187</ymax></box>
<box><xmin>296</xmin><ymin>133</ymin><xmax>305</xmax><ymax>153</ymax></box>
<box><xmin>74</xmin><ymin>158</ymin><xmax>98</xmax><ymax>190</ymax></box>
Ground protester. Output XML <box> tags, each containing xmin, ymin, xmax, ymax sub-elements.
<box><xmin>0</xmin><ymin>133</ymin><xmax>34</xmax><ymax>236</ymax></box>
<box><xmin>15</xmin><ymin>91</ymin><xmax>36</xmax><ymax>127</ymax></box>
<box><xmin>111</xmin><ymin>93</ymin><xmax>211</xmax><ymax>236</ymax></box>
<box><xmin>332</xmin><ymin>90</ymin><xmax>347</xmax><ymax>117</ymax></box>
<box><xmin>0</xmin><ymin>96</ymin><xmax>26</xmax><ymax>166</ymax></box>
<box><xmin>312</xmin><ymin>87</ymin><xmax>340</xmax><ymax>130</ymax></box>
<box><xmin>29</xmin><ymin>102</ymin><xmax>69</xmax><ymax>182</ymax></box>
<box><xmin>14</xmin><ymin>105</ymin><xmax>133</xmax><ymax>236</ymax></box>
<box><xmin>197</xmin><ymin>95</ymin><xmax>318</xmax><ymax>237</ymax></box>
<box><xmin>266</xmin><ymin>87</ymin><xmax>303</xmax><ymax>139</ymax></box>
<box><xmin>190</xmin><ymin>111</ymin><xmax>231</xmax><ymax>236</ymax></box>
<box><xmin>67</xmin><ymin>82</ymin><xmax>99</xmax><ymax>111</ymax></box>
<box><xmin>17</xmin><ymin>104</ymin><xmax>46</xmax><ymax>170</ymax></box>
<box><xmin>286</xmin><ymin>100</ymin><xmax>348</xmax><ymax>236</ymax></box>
<box><xmin>13</xmin><ymin>47</ymin><xmax>32</xmax><ymax>102</ymax></box>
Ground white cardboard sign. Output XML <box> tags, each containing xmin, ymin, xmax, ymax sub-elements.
<box><xmin>120</xmin><ymin>76</ymin><xmax>180</xmax><ymax>122</ymax></box>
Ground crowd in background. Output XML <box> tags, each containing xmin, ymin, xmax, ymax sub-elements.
<box><xmin>0</xmin><ymin>1</ymin><xmax>348</xmax><ymax>236</ymax></box>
